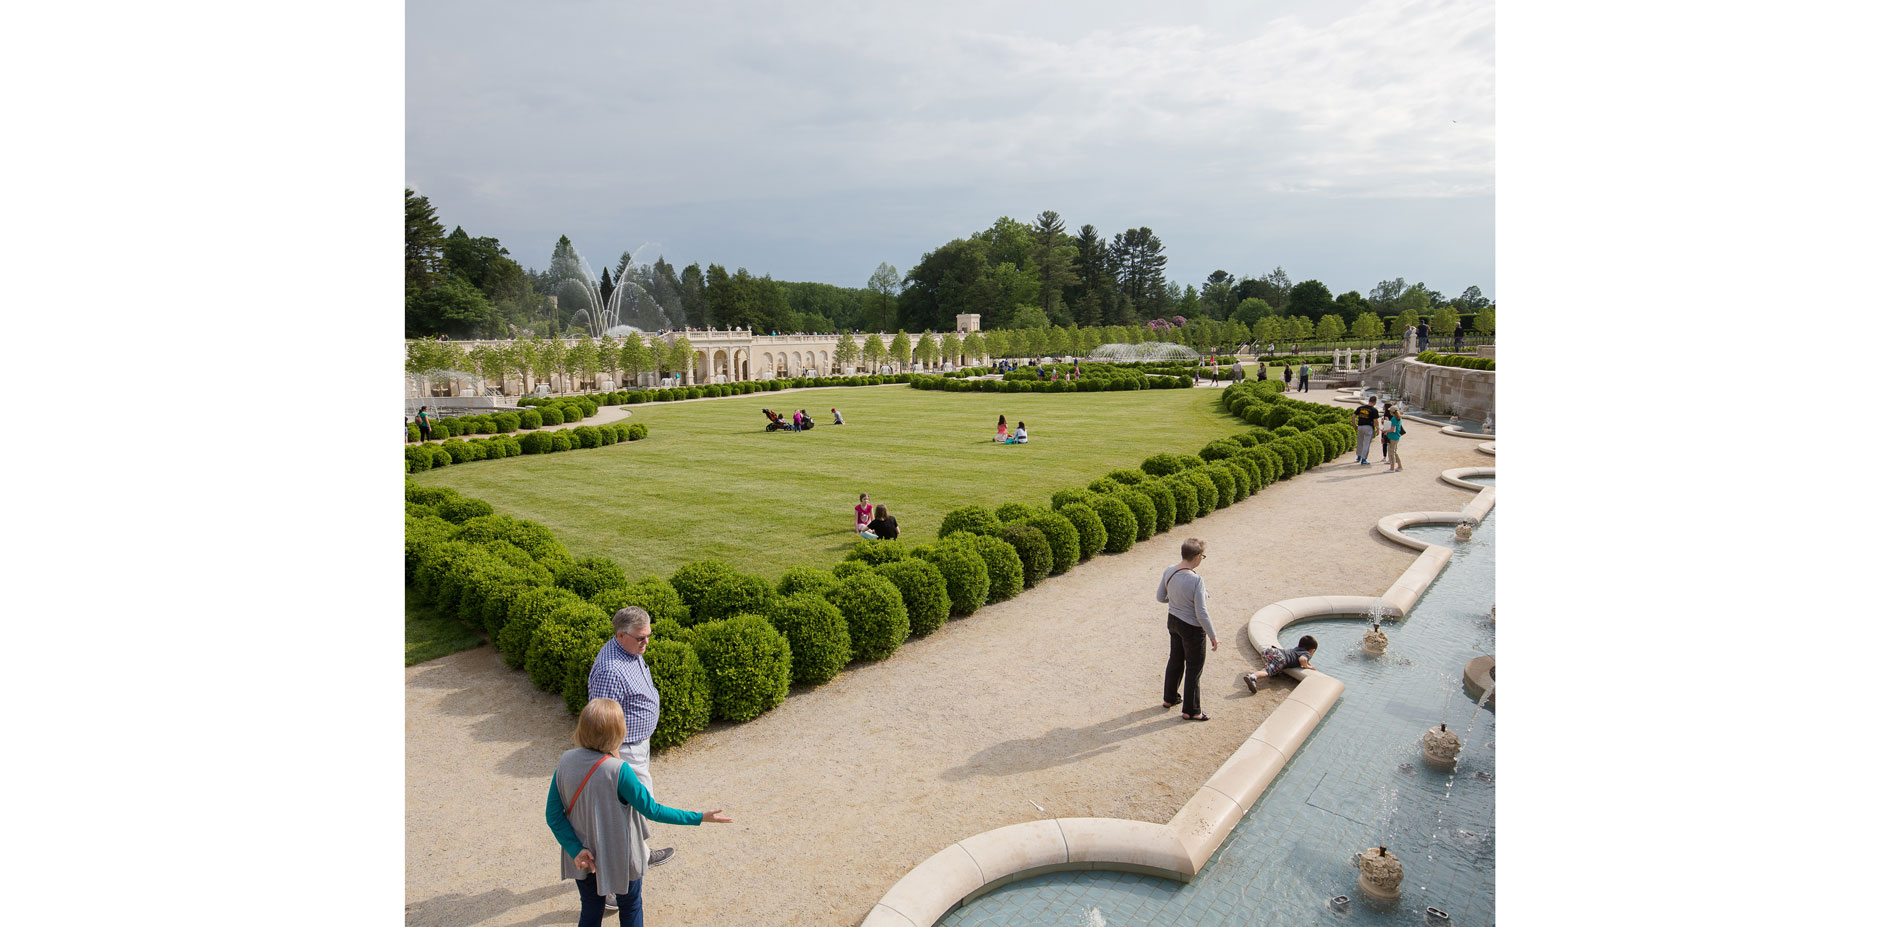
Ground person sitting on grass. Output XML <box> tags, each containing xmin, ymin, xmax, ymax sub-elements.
<box><xmin>854</xmin><ymin>493</ymin><xmax>873</xmax><ymax>535</ymax></box>
<box><xmin>995</xmin><ymin>414</ymin><xmax>1009</xmax><ymax>442</ymax></box>
<box><xmin>832</xmin><ymin>407</ymin><xmax>844</xmax><ymax>425</ymax></box>
<box><xmin>864</xmin><ymin>504</ymin><xmax>899</xmax><ymax>540</ymax></box>
<box><xmin>1241</xmin><ymin>635</ymin><xmax>1319</xmax><ymax>693</ymax></box>
<box><xmin>1013</xmin><ymin>421</ymin><xmax>1028</xmax><ymax>444</ymax></box>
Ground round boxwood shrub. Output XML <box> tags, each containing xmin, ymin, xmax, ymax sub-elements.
<box><xmin>560</xmin><ymin>626</ymin><xmax>614</xmax><ymax>714</ymax></box>
<box><xmin>406</xmin><ymin>484</ymin><xmax>458</xmax><ymax>507</ymax></box>
<box><xmin>1204</xmin><ymin>465</ymin><xmax>1236</xmax><ymax>509</ymax></box>
<box><xmin>1059</xmin><ymin>502</ymin><xmax>1107</xmax><ymax>561</ymax></box>
<box><xmin>832</xmin><ymin>560</ymin><xmax>873</xmax><ymax>580</ymax></box>
<box><xmin>495</xmin><ymin>411</ymin><xmax>521</xmax><ymax>432</ymax></box>
<box><xmin>527</xmin><ymin>599</ymin><xmax>610</xmax><ymax>693</ymax></box>
<box><xmin>549</xmin><ymin>432</ymin><xmax>573</xmax><ymax>452</ymax></box>
<box><xmin>1087</xmin><ymin>476</ymin><xmax>1123</xmax><ymax>495</ymax></box>
<box><xmin>847</xmin><ymin>539</ymin><xmax>909</xmax><ymax>565</ymax></box>
<box><xmin>669</xmin><ymin>560</ymin><xmax>740</xmax><ymax>625</ymax></box>
<box><xmin>454</xmin><ymin>514</ymin><xmax>569</xmax><ymax>565</ymax></box>
<box><xmin>998</xmin><ymin>523</ymin><xmax>1052</xmax><ymax>588</ymax></box>
<box><xmin>649</xmin><ymin>617</ymin><xmax>688</xmax><ymax>644</ymax></box>
<box><xmin>764</xmin><ymin>593</ymin><xmax>852</xmax><ymax>686</ymax></box>
<box><xmin>558</xmin><ymin>556</ymin><xmax>630</xmax><ymax>601</ymax></box>
<box><xmin>1230</xmin><ymin>458</ymin><xmax>1260</xmax><ymax>497</ymax></box>
<box><xmin>995</xmin><ymin>502</ymin><xmax>1036</xmax><ymax>524</ymax></box>
<box><xmin>938</xmin><ymin>505</ymin><xmax>1004</xmax><ymax>539</ymax></box>
<box><xmin>498</xmin><ymin>586</ymin><xmax>589</xmax><ymax>669</ymax></box>
<box><xmin>824</xmin><ymin>572</ymin><xmax>911</xmax><ymax>660</ymax></box>
<box><xmin>410</xmin><ymin>538</ymin><xmax>470</xmax><ymax>603</ymax></box>
<box><xmin>1184</xmin><ymin>470</ymin><xmax>1219</xmax><ymax>516</ymax></box>
<box><xmin>561</xmin><ymin>405</ymin><xmax>585</xmax><ymax>424</ymax></box>
<box><xmin>1049</xmin><ymin>487</ymin><xmax>1095</xmax><ymax>511</ymax></box>
<box><xmin>1264</xmin><ymin>440</ymin><xmax>1303</xmax><ymax>476</ymax></box>
<box><xmin>645</xmin><ymin>638</ymin><xmax>712</xmax><ymax>748</ymax></box>
<box><xmin>573</xmin><ymin>425</ymin><xmax>601</xmax><ymax>449</ymax></box>
<box><xmin>434</xmin><ymin>495</ymin><xmax>494</xmax><ymax>525</ymax></box>
<box><xmin>924</xmin><ymin>543</ymin><xmax>989</xmax><ymax>616</ymax></box>
<box><xmin>691</xmin><ymin>614</ymin><xmax>791</xmax><ymax>722</ymax></box>
<box><xmin>1114</xmin><ymin>487</ymin><xmax>1157</xmax><ymax>541</ymax></box>
<box><xmin>519</xmin><ymin>431</ymin><xmax>552</xmax><ymax>454</ymax></box>
<box><xmin>1270</xmin><ymin>425</ymin><xmax>1300</xmax><ymax>440</ymax></box>
<box><xmin>695</xmin><ymin>572</ymin><xmax>776</xmax><ymax>625</ymax></box>
<box><xmin>1286</xmin><ymin>413</ymin><xmax>1319</xmax><ymax>432</ymax></box>
<box><xmin>1089</xmin><ymin>495</ymin><xmax>1138</xmax><ymax>554</ymax></box>
<box><xmin>874</xmin><ymin>558</ymin><xmax>952</xmax><ymax>637</ymax></box>
<box><xmin>519</xmin><ymin>409</ymin><xmax>544</xmax><ymax>428</ymax></box>
<box><xmin>429</xmin><ymin>445</ymin><xmax>453</xmax><ymax>468</ymax></box>
<box><xmin>776</xmin><ymin>566</ymin><xmax>839</xmax><ymax>599</ymax></box>
<box><xmin>1021</xmin><ymin>508</ymin><xmax>1080</xmax><ymax>576</ymax></box>
<box><xmin>1107</xmin><ymin>468</ymin><xmax>1146</xmax><ymax>486</ymax></box>
<box><xmin>1136</xmin><ymin>480</ymin><xmax>1177</xmax><ymax>532</ymax></box>
<box><xmin>944</xmin><ymin>532</ymin><xmax>1023</xmax><ymax>604</ymax></box>
<box><xmin>1245</xmin><ymin>447</ymin><xmax>1281</xmax><ymax>484</ymax></box>
<box><xmin>1199</xmin><ymin>439</ymin><xmax>1243</xmax><ymax>462</ymax></box>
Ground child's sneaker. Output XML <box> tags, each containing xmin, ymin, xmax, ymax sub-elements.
<box><xmin>1240</xmin><ymin>673</ymin><xmax>1258</xmax><ymax>694</ymax></box>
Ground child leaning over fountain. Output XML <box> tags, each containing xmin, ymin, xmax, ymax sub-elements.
<box><xmin>1241</xmin><ymin>635</ymin><xmax>1318</xmax><ymax>694</ymax></box>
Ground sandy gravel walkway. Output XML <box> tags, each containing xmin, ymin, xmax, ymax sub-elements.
<box><xmin>405</xmin><ymin>398</ymin><xmax>1492</xmax><ymax>927</ymax></box>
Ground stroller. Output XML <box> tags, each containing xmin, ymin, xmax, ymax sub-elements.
<box><xmin>763</xmin><ymin>409</ymin><xmax>793</xmax><ymax>431</ymax></box>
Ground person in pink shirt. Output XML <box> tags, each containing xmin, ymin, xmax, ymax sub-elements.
<box><xmin>855</xmin><ymin>493</ymin><xmax>874</xmax><ymax>535</ymax></box>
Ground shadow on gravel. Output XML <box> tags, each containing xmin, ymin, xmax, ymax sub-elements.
<box><xmin>406</xmin><ymin>882</ymin><xmax>569</xmax><ymax>927</ymax></box>
<box><xmin>939</xmin><ymin>707</ymin><xmax>1179</xmax><ymax>780</ymax></box>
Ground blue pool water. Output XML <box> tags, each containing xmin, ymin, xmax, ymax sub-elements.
<box><xmin>938</xmin><ymin>512</ymin><xmax>1497</xmax><ymax>927</ymax></box>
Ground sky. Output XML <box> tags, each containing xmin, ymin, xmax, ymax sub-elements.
<box><xmin>407</xmin><ymin>0</ymin><xmax>1495</xmax><ymax>301</ymax></box>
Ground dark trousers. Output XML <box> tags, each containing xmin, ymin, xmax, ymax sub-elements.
<box><xmin>576</xmin><ymin>873</ymin><xmax>643</xmax><ymax>927</ymax></box>
<box><xmin>1163</xmin><ymin>614</ymin><xmax>1208</xmax><ymax>716</ymax></box>
<box><xmin>1297</xmin><ymin>375</ymin><xmax>1309</xmax><ymax>392</ymax></box>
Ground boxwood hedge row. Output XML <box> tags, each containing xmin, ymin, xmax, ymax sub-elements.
<box><xmin>405</xmin><ymin>421</ymin><xmax>648</xmax><ymax>473</ymax></box>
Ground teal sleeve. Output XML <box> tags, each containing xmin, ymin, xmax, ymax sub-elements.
<box><xmin>546</xmin><ymin>777</ymin><xmax>586</xmax><ymax>859</ymax></box>
<box><xmin>616</xmin><ymin>763</ymin><xmax>703</xmax><ymax>827</ymax></box>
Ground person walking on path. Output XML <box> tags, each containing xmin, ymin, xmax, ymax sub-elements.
<box><xmin>1417</xmin><ymin>320</ymin><xmax>1431</xmax><ymax>352</ymax></box>
<box><xmin>1156</xmin><ymin>538</ymin><xmax>1219</xmax><ymax>721</ymax></box>
<box><xmin>1282</xmin><ymin>365</ymin><xmax>1293</xmax><ymax>389</ymax></box>
<box><xmin>547</xmin><ymin>697</ymin><xmax>734</xmax><ymax>927</ymax></box>
<box><xmin>1297</xmin><ymin>362</ymin><xmax>1310</xmax><ymax>393</ymax></box>
<box><xmin>416</xmin><ymin>406</ymin><xmax>432</xmax><ymax>441</ymax></box>
<box><xmin>587</xmin><ymin>607</ymin><xmax>677</xmax><ymax>886</ymax></box>
<box><xmin>1352</xmin><ymin>396</ymin><xmax>1380</xmax><ymax>465</ymax></box>
<box><xmin>1383</xmin><ymin>408</ymin><xmax>1406</xmax><ymax>472</ymax></box>
<box><xmin>1379</xmin><ymin>402</ymin><xmax>1394</xmax><ymax>462</ymax></box>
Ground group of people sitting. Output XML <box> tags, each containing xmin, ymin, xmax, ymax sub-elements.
<box><xmin>994</xmin><ymin>415</ymin><xmax>1029</xmax><ymax>444</ymax></box>
<box><xmin>854</xmin><ymin>493</ymin><xmax>899</xmax><ymax>540</ymax></box>
<box><xmin>763</xmin><ymin>408</ymin><xmax>844</xmax><ymax>432</ymax></box>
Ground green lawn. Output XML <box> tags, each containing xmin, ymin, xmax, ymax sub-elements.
<box><xmin>404</xmin><ymin>587</ymin><xmax>486</xmax><ymax>666</ymax></box>
<box><xmin>411</xmin><ymin>384</ymin><xmax>1248</xmax><ymax>582</ymax></box>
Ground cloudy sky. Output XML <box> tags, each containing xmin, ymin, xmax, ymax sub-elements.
<box><xmin>408</xmin><ymin>0</ymin><xmax>1494</xmax><ymax>300</ymax></box>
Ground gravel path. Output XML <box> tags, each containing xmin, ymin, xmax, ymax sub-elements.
<box><xmin>405</xmin><ymin>398</ymin><xmax>1492</xmax><ymax>927</ymax></box>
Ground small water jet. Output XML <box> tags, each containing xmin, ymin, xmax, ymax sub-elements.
<box><xmin>1363</xmin><ymin>621</ymin><xmax>1389</xmax><ymax>655</ymax></box>
<box><xmin>1422</xmin><ymin>724</ymin><xmax>1463</xmax><ymax>770</ymax></box>
<box><xmin>1462</xmin><ymin>656</ymin><xmax>1495</xmax><ymax>708</ymax></box>
<box><xmin>1354</xmin><ymin>845</ymin><xmax>1404</xmax><ymax>903</ymax></box>
<box><xmin>1425</xmin><ymin>905</ymin><xmax>1453</xmax><ymax>924</ymax></box>
<box><xmin>1327</xmin><ymin>895</ymin><xmax>1352</xmax><ymax>915</ymax></box>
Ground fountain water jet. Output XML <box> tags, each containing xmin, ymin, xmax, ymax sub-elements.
<box><xmin>1353</xmin><ymin>845</ymin><xmax>1404</xmax><ymax>903</ymax></box>
<box><xmin>1422</xmin><ymin>724</ymin><xmax>1462</xmax><ymax>770</ymax></box>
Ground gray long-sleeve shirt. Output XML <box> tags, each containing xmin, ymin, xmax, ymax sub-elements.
<box><xmin>1156</xmin><ymin>565</ymin><xmax>1216</xmax><ymax>643</ymax></box>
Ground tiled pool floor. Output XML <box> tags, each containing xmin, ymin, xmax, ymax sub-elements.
<box><xmin>939</xmin><ymin>514</ymin><xmax>1497</xmax><ymax>927</ymax></box>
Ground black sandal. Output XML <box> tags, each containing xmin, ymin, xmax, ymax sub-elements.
<box><xmin>1183</xmin><ymin>713</ymin><xmax>1211</xmax><ymax>721</ymax></box>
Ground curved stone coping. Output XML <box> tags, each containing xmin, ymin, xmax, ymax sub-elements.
<box><xmin>1439</xmin><ymin>467</ymin><xmax>1496</xmax><ymax>491</ymax></box>
<box><xmin>864</xmin><ymin>470</ymin><xmax>1493</xmax><ymax>927</ymax></box>
<box><xmin>1436</xmin><ymin>423</ymin><xmax>1494</xmax><ymax>439</ymax></box>
<box><xmin>1477</xmin><ymin>441</ymin><xmax>1496</xmax><ymax>456</ymax></box>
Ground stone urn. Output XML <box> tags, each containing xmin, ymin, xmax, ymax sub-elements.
<box><xmin>1422</xmin><ymin>724</ymin><xmax>1462</xmax><ymax>770</ymax></box>
<box><xmin>1454</xmin><ymin>521</ymin><xmax>1474</xmax><ymax>541</ymax></box>
<box><xmin>1362</xmin><ymin>624</ymin><xmax>1388</xmax><ymax>655</ymax></box>
<box><xmin>1354</xmin><ymin>845</ymin><xmax>1404</xmax><ymax>902</ymax></box>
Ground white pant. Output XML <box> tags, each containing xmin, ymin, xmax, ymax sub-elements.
<box><xmin>617</xmin><ymin>738</ymin><xmax>652</xmax><ymax>790</ymax></box>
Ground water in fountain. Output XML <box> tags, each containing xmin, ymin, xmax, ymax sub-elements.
<box><xmin>549</xmin><ymin>244</ymin><xmax>677</xmax><ymax>337</ymax></box>
<box><xmin>1088</xmin><ymin>342</ymin><xmax>1204</xmax><ymax>362</ymax></box>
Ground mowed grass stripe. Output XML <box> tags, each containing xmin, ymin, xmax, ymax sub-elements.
<box><xmin>411</xmin><ymin>384</ymin><xmax>1243</xmax><ymax>581</ymax></box>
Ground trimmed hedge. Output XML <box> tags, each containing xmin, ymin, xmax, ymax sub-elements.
<box><xmin>925</xmin><ymin>543</ymin><xmax>990</xmax><ymax>616</ymax></box>
<box><xmin>1135</xmin><ymin>479</ymin><xmax>1177</xmax><ymax>532</ymax></box>
<box><xmin>645</xmin><ymin>639</ymin><xmax>712</xmax><ymax>749</ymax></box>
<box><xmin>1114</xmin><ymin>487</ymin><xmax>1157</xmax><ymax>542</ymax></box>
<box><xmin>558</xmin><ymin>556</ymin><xmax>629</xmax><ymax>601</ymax></box>
<box><xmin>1089</xmin><ymin>495</ymin><xmax>1138</xmax><ymax>554</ymax></box>
<box><xmin>1184</xmin><ymin>470</ymin><xmax>1219</xmax><ymax>517</ymax></box>
<box><xmin>1020</xmin><ymin>508</ymin><xmax>1080</xmax><ymax>576</ymax></box>
<box><xmin>695</xmin><ymin>572</ymin><xmax>776</xmax><ymax>625</ymax></box>
<box><xmin>938</xmin><ymin>505</ymin><xmax>1005</xmax><ymax>538</ymax></box>
<box><xmin>1059</xmin><ymin>502</ymin><xmax>1107</xmax><ymax>561</ymax></box>
<box><xmin>776</xmin><ymin>566</ymin><xmax>839</xmax><ymax>599</ymax></box>
<box><xmin>998</xmin><ymin>523</ymin><xmax>1052</xmax><ymax>588</ymax></box>
<box><xmin>561</xmin><ymin>632</ymin><xmax>613</xmax><ymax>715</ymax></box>
<box><xmin>669</xmin><ymin>560</ymin><xmax>740</xmax><ymax>624</ymax></box>
<box><xmin>765</xmin><ymin>593</ymin><xmax>852</xmax><ymax>686</ymax></box>
<box><xmin>825</xmin><ymin>572</ymin><xmax>911</xmax><ymax>661</ymax></box>
<box><xmin>1204</xmin><ymin>465</ymin><xmax>1236</xmax><ymax>509</ymax></box>
<box><xmin>846</xmin><ymin>539</ymin><xmax>909</xmax><ymax>566</ymax></box>
<box><xmin>1417</xmin><ymin>350</ymin><xmax>1495</xmax><ymax>371</ymax></box>
<box><xmin>692</xmin><ymin>614</ymin><xmax>792</xmax><ymax>722</ymax></box>
<box><xmin>875</xmin><ymin>558</ymin><xmax>952</xmax><ymax>637</ymax></box>
<box><xmin>526</xmin><ymin>599</ymin><xmax>610</xmax><ymax>693</ymax></box>
<box><xmin>944</xmin><ymin>532</ymin><xmax>1024</xmax><ymax>604</ymax></box>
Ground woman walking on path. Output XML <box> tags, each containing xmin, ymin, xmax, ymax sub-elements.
<box><xmin>1282</xmin><ymin>365</ymin><xmax>1292</xmax><ymax>389</ymax></box>
<box><xmin>1156</xmin><ymin>538</ymin><xmax>1219</xmax><ymax>721</ymax></box>
<box><xmin>547</xmin><ymin>698</ymin><xmax>733</xmax><ymax>927</ymax></box>
<box><xmin>416</xmin><ymin>406</ymin><xmax>432</xmax><ymax>441</ymax></box>
<box><xmin>1383</xmin><ymin>409</ymin><xmax>1405</xmax><ymax>472</ymax></box>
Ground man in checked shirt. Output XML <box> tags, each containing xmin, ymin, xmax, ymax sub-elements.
<box><xmin>587</xmin><ymin>606</ymin><xmax>676</xmax><ymax>876</ymax></box>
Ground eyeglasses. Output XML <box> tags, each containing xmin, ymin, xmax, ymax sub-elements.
<box><xmin>622</xmin><ymin>633</ymin><xmax>651</xmax><ymax>643</ymax></box>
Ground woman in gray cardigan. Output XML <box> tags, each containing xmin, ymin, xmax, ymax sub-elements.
<box><xmin>547</xmin><ymin>698</ymin><xmax>733</xmax><ymax>926</ymax></box>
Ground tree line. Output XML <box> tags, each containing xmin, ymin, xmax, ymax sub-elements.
<box><xmin>406</xmin><ymin>190</ymin><xmax>1495</xmax><ymax>341</ymax></box>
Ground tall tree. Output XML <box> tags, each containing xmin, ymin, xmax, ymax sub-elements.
<box><xmin>619</xmin><ymin>335</ymin><xmax>651</xmax><ymax>384</ymax></box>
<box><xmin>665</xmin><ymin>335</ymin><xmax>694</xmax><ymax>381</ymax></box>
<box><xmin>1473</xmin><ymin>306</ymin><xmax>1496</xmax><ymax>334</ymax></box>
<box><xmin>1070</xmin><ymin>224</ymin><xmax>1111</xmax><ymax>327</ymax></box>
<box><xmin>862</xmin><ymin>333</ymin><xmax>886</xmax><ymax>369</ymax></box>
<box><xmin>404</xmin><ymin>188</ymin><xmax>446</xmax><ymax>307</ymax></box>
<box><xmin>1315</xmin><ymin>314</ymin><xmax>1346</xmax><ymax>341</ymax></box>
<box><xmin>1351</xmin><ymin>312</ymin><xmax>1383</xmax><ymax>340</ymax></box>
<box><xmin>1369</xmin><ymin>277</ymin><xmax>1407</xmax><ymax>311</ymax></box>
<box><xmin>678</xmin><ymin>263</ymin><xmax>708</xmax><ymax>328</ymax></box>
<box><xmin>916</xmin><ymin>332</ymin><xmax>938</xmax><ymax>368</ymax></box>
<box><xmin>938</xmin><ymin>331</ymin><xmax>961</xmax><ymax>367</ymax></box>
<box><xmin>1286</xmin><ymin>279</ymin><xmax>1335</xmax><ymax>322</ymax></box>
<box><xmin>1029</xmin><ymin>210</ymin><xmax>1079</xmax><ymax>321</ymax></box>
<box><xmin>833</xmin><ymin>332</ymin><xmax>860</xmax><ymax>369</ymax></box>
<box><xmin>888</xmin><ymin>330</ymin><xmax>912</xmax><ymax>368</ymax></box>
<box><xmin>1262</xmin><ymin>267</ymin><xmax>1292</xmax><ymax>308</ymax></box>
<box><xmin>867</xmin><ymin>262</ymin><xmax>900</xmax><ymax>331</ymax></box>
<box><xmin>1109</xmin><ymin>227</ymin><xmax>1168</xmax><ymax>319</ymax></box>
<box><xmin>1201</xmin><ymin>270</ymin><xmax>1237</xmax><ymax>320</ymax></box>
